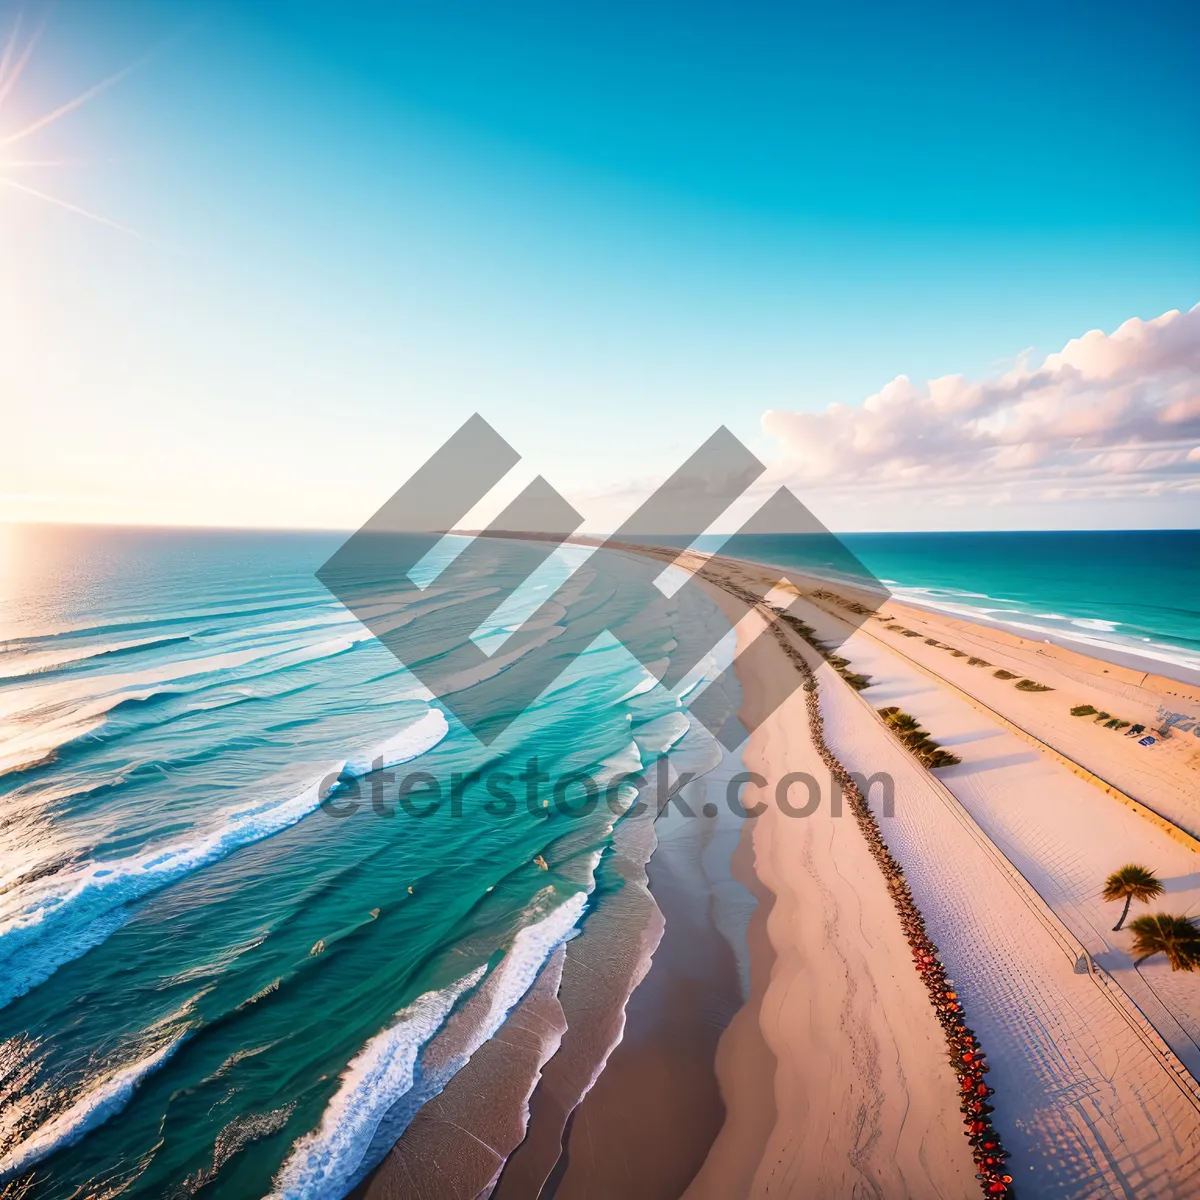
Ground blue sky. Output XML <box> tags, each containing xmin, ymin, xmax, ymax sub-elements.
<box><xmin>3</xmin><ymin>0</ymin><xmax>1198</xmax><ymax>530</ymax></box>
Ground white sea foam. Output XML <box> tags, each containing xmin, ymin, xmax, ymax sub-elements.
<box><xmin>270</xmin><ymin>892</ymin><xmax>588</xmax><ymax>1199</ymax></box>
<box><xmin>0</xmin><ymin>765</ymin><xmax>348</xmax><ymax>1008</ymax></box>
<box><xmin>436</xmin><ymin>624</ymin><xmax>565</xmax><ymax>696</ymax></box>
<box><xmin>673</xmin><ymin>622</ymin><xmax>737</xmax><ymax>706</ymax></box>
<box><xmin>0</xmin><ymin>1034</ymin><xmax>185</xmax><ymax>1179</ymax></box>
<box><xmin>617</xmin><ymin>670</ymin><xmax>659</xmax><ymax>703</ymax></box>
<box><xmin>0</xmin><ymin>631</ymin><xmax>379</xmax><ymax>778</ymax></box>
<box><xmin>891</xmin><ymin>587</ymin><xmax>1200</xmax><ymax>677</ymax></box>
<box><xmin>0</xmin><ymin>696</ymin><xmax>455</xmax><ymax>1008</ymax></box>
<box><xmin>594</xmin><ymin>740</ymin><xmax>644</xmax><ymax>787</ymax></box>
<box><xmin>342</xmin><ymin>708</ymin><xmax>449</xmax><ymax>776</ymax></box>
<box><xmin>1071</xmin><ymin>617</ymin><xmax>1119</xmax><ymax>632</ymax></box>
<box><xmin>634</xmin><ymin>711</ymin><xmax>690</xmax><ymax>756</ymax></box>
<box><xmin>267</xmin><ymin>968</ymin><xmax>485</xmax><ymax>1200</ymax></box>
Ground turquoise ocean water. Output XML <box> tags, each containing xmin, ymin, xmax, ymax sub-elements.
<box><xmin>1</xmin><ymin>524</ymin><xmax>1197</xmax><ymax>1197</ymax></box>
<box><xmin>0</xmin><ymin>525</ymin><xmax>728</xmax><ymax>1198</ymax></box>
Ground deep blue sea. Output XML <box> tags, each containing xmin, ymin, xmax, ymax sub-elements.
<box><xmin>1</xmin><ymin>524</ymin><xmax>1197</xmax><ymax>1197</ymax></box>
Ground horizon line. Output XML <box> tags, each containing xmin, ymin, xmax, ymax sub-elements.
<box><xmin>4</xmin><ymin>518</ymin><xmax>1200</xmax><ymax>537</ymax></box>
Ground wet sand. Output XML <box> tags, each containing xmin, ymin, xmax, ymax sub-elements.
<box><xmin>540</xmin><ymin>754</ymin><xmax>754</xmax><ymax>1200</ymax></box>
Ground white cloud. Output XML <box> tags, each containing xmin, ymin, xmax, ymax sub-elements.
<box><xmin>763</xmin><ymin>304</ymin><xmax>1200</xmax><ymax>507</ymax></box>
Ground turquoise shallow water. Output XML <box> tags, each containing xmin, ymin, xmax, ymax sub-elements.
<box><xmin>695</xmin><ymin>529</ymin><xmax>1200</xmax><ymax>681</ymax></box>
<box><xmin>0</xmin><ymin>525</ymin><xmax>728</xmax><ymax>1197</ymax></box>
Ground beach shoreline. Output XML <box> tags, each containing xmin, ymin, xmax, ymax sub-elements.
<box><xmin>358</xmin><ymin>539</ymin><xmax>1200</xmax><ymax>1199</ymax></box>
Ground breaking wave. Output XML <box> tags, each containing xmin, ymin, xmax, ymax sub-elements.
<box><xmin>0</xmin><ymin>1034</ymin><xmax>186</xmax><ymax>1180</ymax></box>
<box><xmin>0</xmin><ymin>708</ymin><xmax>449</xmax><ymax>1008</ymax></box>
<box><xmin>270</xmin><ymin>893</ymin><xmax>587</xmax><ymax>1199</ymax></box>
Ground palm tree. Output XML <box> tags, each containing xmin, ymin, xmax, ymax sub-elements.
<box><xmin>1128</xmin><ymin>914</ymin><xmax>1200</xmax><ymax>971</ymax></box>
<box><xmin>1102</xmin><ymin>864</ymin><xmax>1164</xmax><ymax>931</ymax></box>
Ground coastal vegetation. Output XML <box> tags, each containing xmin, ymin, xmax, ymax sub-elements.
<box><xmin>877</xmin><ymin>707</ymin><xmax>962</xmax><ymax>768</ymax></box>
<box><xmin>825</xmin><ymin>655</ymin><xmax>872</xmax><ymax>690</ymax></box>
<box><xmin>1128</xmin><ymin>914</ymin><xmax>1200</xmax><ymax>971</ymax></box>
<box><xmin>755</xmin><ymin>610</ymin><xmax>1014</xmax><ymax>1198</ymax></box>
<box><xmin>1074</xmin><ymin>708</ymin><xmax>1136</xmax><ymax>732</ymax></box>
<box><xmin>776</xmin><ymin>612</ymin><xmax>873</xmax><ymax>690</ymax></box>
<box><xmin>1102</xmin><ymin>864</ymin><xmax>1164</xmax><ymax>931</ymax></box>
<box><xmin>877</xmin><ymin>628</ymin><xmax>1049</xmax><ymax>708</ymax></box>
<box><xmin>812</xmin><ymin>588</ymin><xmax>874</xmax><ymax>617</ymax></box>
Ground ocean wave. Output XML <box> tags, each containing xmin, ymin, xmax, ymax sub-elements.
<box><xmin>0</xmin><ymin>1033</ymin><xmax>185</xmax><ymax>1179</ymax></box>
<box><xmin>0</xmin><ymin>635</ymin><xmax>193</xmax><ymax>681</ymax></box>
<box><xmin>342</xmin><ymin>708</ymin><xmax>449</xmax><ymax>777</ymax></box>
<box><xmin>633</xmin><ymin>711</ymin><xmax>690</xmax><ymax>756</ymax></box>
<box><xmin>270</xmin><ymin>892</ymin><xmax>587</xmax><ymax>1198</ymax></box>
<box><xmin>617</xmin><ymin>671</ymin><xmax>659</xmax><ymax>703</ymax></box>
<box><xmin>593</xmin><ymin>740</ymin><xmax>644</xmax><ymax>787</ymax></box>
<box><xmin>0</xmin><ymin>700</ymin><xmax>452</xmax><ymax>1007</ymax></box>
<box><xmin>435</xmin><ymin>624</ymin><xmax>565</xmax><ymax>696</ymax></box>
<box><xmin>0</xmin><ymin>765</ymin><xmax>345</xmax><ymax>1008</ymax></box>
<box><xmin>367</xmin><ymin>588</ymin><xmax>502</xmax><ymax>641</ymax></box>
<box><xmin>1</xmin><ymin>630</ymin><xmax>379</xmax><ymax>728</ymax></box>
<box><xmin>0</xmin><ymin>632</ymin><xmax>380</xmax><ymax>779</ymax></box>
<box><xmin>9</xmin><ymin>595</ymin><xmax>324</xmax><ymax>647</ymax></box>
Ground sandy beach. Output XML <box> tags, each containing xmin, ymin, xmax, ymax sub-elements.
<box><xmin>693</xmin><ymin>554</ymin><xmax>1200</xmax><ymax>1198</ymax></box>
<box><xmin>360</xmin><ymin>544</ymin><xmax>1200</xmax><ymax>1199</ymax></box>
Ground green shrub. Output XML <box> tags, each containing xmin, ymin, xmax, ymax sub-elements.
<box><xmin>993</xmin><ymin>669</ymin><xmax>1019</xmax><ymax>680</ymax></box>
<box><xmin>901</xmin><ymin>630</ymin><xmax>922</xmax><ymax>638</ymax></box>
<box><xmin>1070</xmin><ymin>704</ymin><xmax>1097</xmax><ymax>717</ymax></box>
<box><xmin>967</xmin><ymin>657</ymin><xmax>991</xmax><ymax>667</ymax></box>
<box><xmin>876</xmin><ymin>707</ymin><xmax>959</xmax><ymax>769</ymax></box>
<box><xmin>925</xmin><ymin>748</ymin><xmax>962</xmax><ymax>768</ymax></box>
<box><xmin>1015</xmin><ymin>679</ymin><xmax>1053</xmax><ymax>692</ymax></box>
<box><xmin>950</xmin><ymin>649</ymin><xmax>967</xmax><ymax>657</ymax></box>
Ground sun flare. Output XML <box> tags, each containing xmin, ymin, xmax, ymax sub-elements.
<box><xmin>0</xmin><ymin>7</ymin><xmax>137</xmax><ymax>234</ymax></box>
